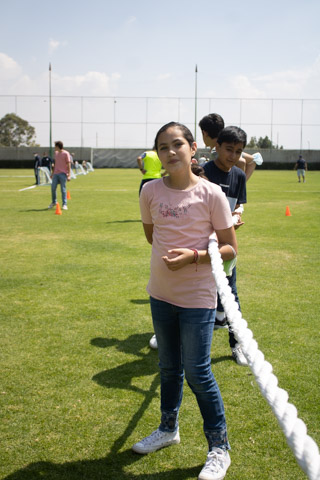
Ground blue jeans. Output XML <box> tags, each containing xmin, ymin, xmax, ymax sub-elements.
<box><xmin>51</xmin><ymin>173</ymin><xmax>67</xmax><ymax>205</ymax></box>
<box><xmin>217</xmin><ymin>266</ymin><xmax>240</xmax><ymax>348</ymax></box>
<box><xmin>150</xmin><ymin>296</ymin><xmax>230</xmax><ymax>451</ymax></box>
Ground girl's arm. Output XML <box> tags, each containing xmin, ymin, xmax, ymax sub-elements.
<box><xmin>143</xmin><ymin>223</ymin><xmax>153</xmax><ymax>245</ymax></box>
<box><xmin>162</xmin><ymin>226</ymin><xmax>237</xmax><ymax>271</ymax></box>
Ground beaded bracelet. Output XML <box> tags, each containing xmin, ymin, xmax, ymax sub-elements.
<box><xmin>190</xmin><ymin>248</ymin><xmax>199</xmax><ymax>271</ymax></box>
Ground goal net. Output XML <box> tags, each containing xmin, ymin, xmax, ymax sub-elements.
<box><xmin>74</xmin><ymin>163</ymin><xmax>87</xmax><ymax>176</ymax></box>
<box><xmin>86</xmin><ymin>161</ymin><xmax>94</xmax><ymax>172</ymax></box>
<box><xmin>38</xmin><ymin>167</ymin><xmax>52</xmax><ymax>186</ymax></box>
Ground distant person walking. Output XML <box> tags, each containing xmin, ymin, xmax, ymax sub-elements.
<box><xmin>294</xmin><ymin>154</ymin><xmax>307</xmax><ymax>183</ymax></box>
<box><xmin>33</xmin><ymin>153</ymin><xmax>41</xmax><ymax>184</ymax></box>
<box><xmin>48</xmin><ymin>141</ymin><xmax>71</xmax><ymax>211</ymax></box>
<box><xmin>137</xmin><ymin>149</ymin><xmax>166</xmax><ymax>195</ymax></box>
<box><xmin>41</xmin><ymin>152</ymin><xmax>52</xmax><ymax>173</ymax></box>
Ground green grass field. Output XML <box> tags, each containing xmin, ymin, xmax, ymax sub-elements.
<box><xmin>0</xmin><ymin>168</ymin><xmax>319</xmax><ymax>480</ymax></box>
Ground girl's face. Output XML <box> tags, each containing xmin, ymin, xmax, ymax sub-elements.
<box><xmin>157</xmin><ymin>126</ymin><xmax>197</xmax><ymax>174</ymax></box>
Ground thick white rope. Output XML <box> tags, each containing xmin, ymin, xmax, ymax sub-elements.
<box><xmin>208</xmin><ymin>238</ymin><xmax>320</xmax><ymax>480</ymax></box>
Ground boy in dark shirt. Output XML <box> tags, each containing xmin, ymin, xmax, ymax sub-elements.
<box><xmin>294</xmin><ymin>154</ymin><xmax>307</xmax><ymax>183</ymax></box>
<box><xmin>203</xmin><ymin>126</ymin><xmax>248</xmax><ymax>366</ymax></box>
<box><xmin>199</xmin><ymin>113</ymin><xmax>263</xmax><ymax>181</ymax></box>
<box><xmin>41</xmin><ymin>152</ymin><xmax>53</xmax><ymax>173</ymax></box>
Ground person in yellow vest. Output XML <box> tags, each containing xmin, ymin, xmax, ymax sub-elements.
<box><xmin>137</xmin><ymin>148</ymin><xmax>167</xmax><ymax>195</ymax></box>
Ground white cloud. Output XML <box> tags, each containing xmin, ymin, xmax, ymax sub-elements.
<box><xmin>0</xmin><ymin>52</ymin><xmax>22</xmax><ymax>80</ymax></box>
<box><xmin>0</xmin><ymin>52</ymin><xmax>121</xmax><ymax>96</ymax></box>
<box><xmin>230</xmin><ymin>75</ymin><xmax>266</xmax><ymax>98</ymax></box>
<box><xmin>51</xmin><ymin>70</ymin><xmax>121</xmax><ymax>96</ymax></box>
<box><xmin>125</xmin><ymin>16</ymin><xmax>136</xmax><ymax>24</ymax></box>
<box><xmin>49</xmin><ymin>39</ymin><xmax>67</xmax><ymax>54</ymax></box>
<box><xmin>155</xmin><ymin>73</ymin><xmax>172</xmax><ymax>81</ymax></box>
<box><xmin>229</xmin><ymin>56</ymin><xmax>320</xmax><ymax>99</ymax></box>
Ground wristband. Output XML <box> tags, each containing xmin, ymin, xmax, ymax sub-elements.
<box><xmin>190</xmin><ymin>248</ymin><xmax>199</xmax><ymax>271</ymax></box>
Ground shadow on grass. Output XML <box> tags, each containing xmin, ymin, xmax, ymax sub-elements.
<box><xmin>20</xmin><ymin>208</ymin><xmax>51</xmax><ymax>212</ymax></box>
<box><xmin>212</xmin><ymin>355</ymin><xmax>234</xmax><ymax>365</ymax></box>
<box><xmin>131</xmin><ymin>299</ymin><xmax>150</xmax><ymax>305</ymax></box>
<box><xmin>3</xmin><ymin>456</ymin><xmax>201</xmax><ymax>480</ymax></box>
<box><xmin>3</xmin><ymin>333</ymin><xmax>224</xmax><ymax>479</ymax></box>
<box><xmin>91</xmin><ymin>332</ymin><xmax>153</xmax><ymax>358</ymax></box>
<box><xmin>92</xmin><ymin>333</ymin><xmax>160</xmax><ymax>399</ymax></box>
<box><xmin>105</xmin><ymin>219</ymin><xmax>141</xmax><ymax>224</ymax></box>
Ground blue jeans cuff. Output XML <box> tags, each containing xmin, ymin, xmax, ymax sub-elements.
<box><xmin>159</xmin><ymin>410</ymin><xmax>179</xmax><ymax>432</ymax></box>
<box><xmin>204</xmin><ymin>427</ymin><xmax>230</xmax><ymax>451</ymax></box>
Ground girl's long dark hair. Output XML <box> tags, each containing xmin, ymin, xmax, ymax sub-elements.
<box><xmin>154</xmin><ymin>122</ymin><xmax>194</xmax><ymax>151</ymax></box>
<box><xmin>191</xmin><ymin>164</ymin><xmax>207</xmax><ymax>179</ymax></box>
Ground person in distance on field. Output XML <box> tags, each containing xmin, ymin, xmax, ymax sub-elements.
<box><xmin>48</xmin><ymin>141</ymin><xmax>71</xmax><ymax>211</ymax></box>
<box><xmin>137</xmin><ymin>148</ymin><xmax>167</xmax><ymax>195</ymax></box>
<box><xmin>294</xmin><ymin>154</ymin><xmax>307</xmax><ymax>183</ymax></box>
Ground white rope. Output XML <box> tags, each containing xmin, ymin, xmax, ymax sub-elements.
<box><xmin>208</xmin><ymin>238</ymin><xmax>320</xmax><ymax>480</ymax></box>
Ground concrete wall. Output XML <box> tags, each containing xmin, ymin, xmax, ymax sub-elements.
<box><xmin>0</xmin><ymin>146</ymin><xmax>319</xmax><ymax>169</ymax></box>
<box><xmin>236</xmin><ymin>149</ymin><xmax>320</xmax><ymax>170</ymax></box>
<box><xmin>0</xmin><ymin>147</ymin><xmax>92</xmax><ymax>168</ymax></box>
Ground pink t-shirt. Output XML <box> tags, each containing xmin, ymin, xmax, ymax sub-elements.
<box><xmin>54</xmin><ymin>150</ymin><xmax>71</xmax><ymax>175</ymax></box>
<box><xmin>139</xmin><ymin>177</ymin><xmax>233</xmax><ymax>309</ymax></box>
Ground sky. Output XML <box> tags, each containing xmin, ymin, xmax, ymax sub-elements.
<box><xmin>1</xmin><ymin>0</ymin><xmax>320</xmax><ymax>148</ymax></box>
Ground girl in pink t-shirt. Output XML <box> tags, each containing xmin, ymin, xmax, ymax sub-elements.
<box><xmin>133</xmin><ymin>122</ymin><xmax>237</xmax><ymax>480</ymax></box>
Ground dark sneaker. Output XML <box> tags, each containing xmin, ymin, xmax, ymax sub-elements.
<box><xmin>214</xmin><ymin>318</ymin><xmax>228</xmax><ymax>330</ymax></box>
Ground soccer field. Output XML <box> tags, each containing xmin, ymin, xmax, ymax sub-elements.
<box><xmin>0</xmin><ymin>169</ymin><xmax>319</xmax><ymax>480</ymax></box>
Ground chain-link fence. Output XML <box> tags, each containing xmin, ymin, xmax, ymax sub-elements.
<box><xmin>1</xmin><ymin>95</ymin><xmax>320</xmax><ymax>150</ymax></box>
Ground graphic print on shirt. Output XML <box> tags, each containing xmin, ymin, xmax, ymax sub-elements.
<box><xmin>159</xmin><ymin>202</ymin><xmax>191</xmax><ymax>218</ymax></box>
<box><xmin>217</xmin><ymin>181</ymin><xmax>237</xmax><ymax>212</ymax></box>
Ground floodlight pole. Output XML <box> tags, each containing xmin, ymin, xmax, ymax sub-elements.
<box><xmin>194</xmin><ymin>64</ymin><xmax>198</xmax><ymax>142</ymax></box>
<box><xmin>49</xmin><ymin>63</ymin><xmax>53</xmax><ymax>160</ymax></box>
<box><xmin>299</xmin><ymin>99</ymin><xmax>304</xmax><ymax>153</ymax></box>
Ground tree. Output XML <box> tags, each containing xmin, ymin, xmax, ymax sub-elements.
<box><xmin>257</xmin><ymin>135</ymin><xmax>274</xmax><ymax>149</ymax></box>
<box><xmin>0</xmin><ymin>113</ymin><xmax>37</xmax><ymax>147</ymax></box>
<box><xmin>247</xmin><ymin>135</ymin><xmax>283</xmax><ymax>149</ymax></box>
<box><xmin>247</xmin><ymin>136</ymin><xmax>258</xmax><ymax>148</ymax></box>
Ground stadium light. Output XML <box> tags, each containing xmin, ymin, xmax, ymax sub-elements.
<box><xmin>194</xmin><ymin>64</ymin><xmax>198</xmax><ymax>142</ymax></box>
<box><xmin>49</xmin><ymin>63</ymin><xmax>52</xmax><ymax>160</ymax></box>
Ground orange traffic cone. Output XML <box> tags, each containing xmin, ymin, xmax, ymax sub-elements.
<box><xmin>285</xmin><ymin>206</ymin><xmax>292</xmax><ymax>216</ymax></box>
<box><xmin>67</xmin><ymin>190</ymin><xmax>71</xmax><ymax>200</ymax></box>
<box><xmin>55</xmin><ymin>202</ymin><xmax>62</xmax><ymax>215</ymax></box>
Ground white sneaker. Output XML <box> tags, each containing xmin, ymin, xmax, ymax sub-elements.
<box><xmin>231</xmin><ymin>343</ymin><xmax>248</xmax><ymax>366</ymax></box>
<box><xmin>62</xmin><ymin>205</ymin><xmax>68</xmax><ymax>210</ymax></box>
<box><xmin>132</xmin><ymin>428</ymin><xmax>180</xmax><ymax>454</ymax></box>
<box><xmin>48</xmin><ymin>202</ymin><xmax>56</xmax><ymax>209</ymax></box>
<box><xmin>149</xmin><ymin>334</ymin><xmax>158</xmax><ymax>349</ymax></box>
<box><xmin>198</xmin><ymin>448</ymin><xmax>231</xmax><ymax>480</ymax></box>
